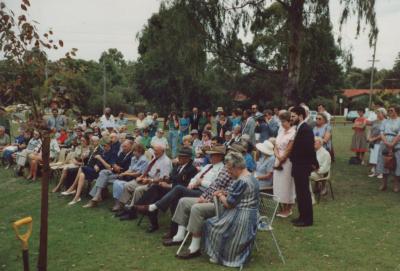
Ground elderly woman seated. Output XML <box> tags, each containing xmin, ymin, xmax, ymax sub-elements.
<box><xmin>201</xmin><ymin>152</ymin><xmax>259</xmax><ymax>267</ymax></box>
<box><xmin>2</xmin><ymin>128</ymin><xmax>31</xmax><ymax>168</ymax></box>
<box><xmin>61</xmin><ymin>136</ymin><xmax>116</xmax><ymax>205</ymax></box>
<box><xmin>0</xmin><ymin>125</ymin><xmax>11</xmax><ymax>153</ymax></box>
<box><xmin>52</xmin><ymin>137</ymin><xmax>91</xmax><ymax>193</ymax></box>
<box><xmin>27</xmin><ymin>133</ymin><xmax>60</xmax><ymax>181</ymax></box>
<box><xmin>310</xmin><ymin>137</ymin><xmax>332</xmax><ymax>196</ymax></box>
<box><xmin>15</xmin><ymin>130</ymin><xmax>42</xmax><ymax>176</ymax></box>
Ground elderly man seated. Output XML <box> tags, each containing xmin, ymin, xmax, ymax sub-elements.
<box><xmin>116</xmin><ymin>143</ymin><xmax>172</xmax><ymax>219</ymax></box>
<box><xmin>129</xmin><ymin>147</ymin><xmax>198</xmax><ymax>233</ymax></box>
<box><xmin>311</xmin><ymin>136</ymin><xmax>331</xmax><ymax>196</ymax></box>
<box><xmin>83</xmin><ymin>139</ymin><xmax>134</xmax><ymax>208</ymax></box>
<box><xmin>111</xmin><ymin>144</ymin><xmax>149</xmax><ymax>212</ymax></box>
<box><xmin>135</xmin><ymin>145</ymin><xmax>226</xmax><ymax>236</ymax></box>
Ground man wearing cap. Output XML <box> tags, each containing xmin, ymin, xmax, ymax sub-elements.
<box><xmin>150</xmin><ymin>128</ymin><xmax>169</xmax><ymax>149</ymax></box>
<box><xmin>165</xmin><ymin>151</ymin><xmax>233</xmax><ymax>259</ymax></box>
<box><xmin>133</xmin><ymin>147</ymin><xmax>198</xmax><ymax>233</ymax></box>
<box><xmin>116</xmin><ymin>143</ymin><xmax>172</xmax><ymax>217</ymax></box>
<box><xmin>135</xmin><ymin>145</ymin><xmax>226</xmax><ymax>233</ymax></box>
<box><xmin>190</xmin><ymin>130</ymin><xmax>202</xmax><ymax>152</ymax></box>
<box><xmin>215</xmin><ymin>107</ymin><xmax>223</xmax><ymax>124</ymax></box>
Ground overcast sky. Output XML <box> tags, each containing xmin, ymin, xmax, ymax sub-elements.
<box><xmin>4</xmin><ymin>0</ymin><xmax>400</xmax><ymax>69</ymax></box>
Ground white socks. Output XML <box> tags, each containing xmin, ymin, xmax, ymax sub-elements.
<box><xmin>172</xmin><ymin>225</ymin><xmax>186</xmax><ymax>242</ymax></box>
<box><xmin>188</xmin><ymin>237</ymin><xmax>201</xmax><ymax>253</ymax></box>
<box><xmin>149</xmin><ymin>204</ymin><xmax>158</xmax><ymax>212</ymax></box>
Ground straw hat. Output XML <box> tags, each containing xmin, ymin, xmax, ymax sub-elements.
<box><xmin>228</xmin><ymin>142</ymin><xmax>247</xmax><ymax>154</ymax></box>
<box><xmin>256</xmin><ymin>140</ymin><xmax>274</xmax><ymax>156</ymax></box>
<box><xmin>205</xmin><ymin>144</ymin><xmax>226</xmax><ymax>155</ymax></box>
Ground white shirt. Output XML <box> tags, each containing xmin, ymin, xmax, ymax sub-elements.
<box><xmin>148</xmin><ymin>153</ymin><xmax>173</xmax><ymax>179</ymax></box>
<box><xmin>136</xmin><ymin>119</ymin><xmax>147</xmax><ymax>130</ymax></box>
<box><xmin>316</xmin><ymin>147</ymin><xmax>331</xmax><ymax>175</ymax></box>
<box><xmin>189</xmin><ymin>161</ymin><xmax>224</xmax><ymax>189</ymax></box>
<box><xmin>100</xmin><ymin>115</ymin><xmax>115</xmax><ymax>129</ymax></box>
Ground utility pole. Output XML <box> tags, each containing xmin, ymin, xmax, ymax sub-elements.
<box><xmin>103</xmin><ymin>60</ymin><xmax>106</xmax><ymax>110</ymax></box>
<box><xmin>368</xmin><ymin>39</ymin><xmax>379</xmax><ymax>109</ymax></box>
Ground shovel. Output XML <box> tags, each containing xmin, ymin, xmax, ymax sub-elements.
<box><xmin>12</xmin><ymin>216</ymin><xmax>33</xmax><ymax>271</ymax></box>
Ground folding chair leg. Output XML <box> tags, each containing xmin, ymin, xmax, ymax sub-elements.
<box><xmin>270</xmin><ymin>231</ymin><xmax>285</xmax><ymax>264</ymax></box>
<box><xmin>328</xmin><ymin>181</ymin><xmax>334</xmax><ymax>200</ymax></box>
<box><xmin>176</xmin><ymin>232</ymin><xmax>190</xmax><ymax>256</ymax></box>
<box><xmin>137</xmin><ymin>214</ymin><xmax>144</xmax><ymax>226</ymax></box>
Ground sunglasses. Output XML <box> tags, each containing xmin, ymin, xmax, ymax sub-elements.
<box><xmin>316</xmin><ymin>117</ymin><xmax>323</xmax><ymax>120</ymax></box>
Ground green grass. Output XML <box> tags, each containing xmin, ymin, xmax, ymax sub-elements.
<box><xmin>2</xmin><ymin>125</ymin><xmax>400</xmax><ymax>271</ymax></box>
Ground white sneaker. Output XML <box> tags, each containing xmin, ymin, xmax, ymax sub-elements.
<box><xmin>209</xmin><ymin>257</ymin><xmax>218</xmax><ymax>264</ymax></box>
<box><xmin>68</xmin><ymin>198</ymin><xmax>81</xmax><ymax>205</ymax></box>
<box><xmin>61</xmin><ymin>190</ymin><xmax>76</xmax><ymax>196</ymax></box>
<box><xmin>377</xmin><ymin>174</ymin><xmax>383</xmax><ymax>179</ymax></box>
<box><xmin>368</xmin><ymin>173</ymin><xmax>376</xmax><ymax>178</ymax></box>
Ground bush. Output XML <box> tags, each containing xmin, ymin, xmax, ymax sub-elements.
<box><xmin>308</xmin><ymin>96</ymin><xmax>334</xmax><ymax>112</ymax></box>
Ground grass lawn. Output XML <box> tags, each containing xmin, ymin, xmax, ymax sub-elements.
<box><xmin>1</xmin><ymin>125</ymin><xmax>400</xmax><ymax>271</ymax></box>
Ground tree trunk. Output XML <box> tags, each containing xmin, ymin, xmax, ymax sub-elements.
<box><xmin>37</xmin><ymin>131</ymin><xmax>50</xmax><ymax>271</ymax></box>
<box><xmin>283</xmin><ymin>0</ymin><xmax>304</xmax><ymax>106</ymax></box>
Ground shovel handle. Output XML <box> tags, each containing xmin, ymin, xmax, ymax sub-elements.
<box><xmin>12</xmin><ymin>216</ymin><xmax>33</xmax><ymax>250</ymax></box>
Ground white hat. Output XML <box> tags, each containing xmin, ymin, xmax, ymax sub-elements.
<box><xmin>216</xmin><ymin>107</ymin><xmax>224</xmax><ymax>113</ymax></box>
<box><xmin>256</xmin><ymin>140</ymin><xmax>274</xmax><ymax>156</ymax></box>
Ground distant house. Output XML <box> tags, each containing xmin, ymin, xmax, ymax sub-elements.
<box><xmin>342</xmin><ymin>89</ymin><xmax>400</xmax><ymax>101</ymax></box>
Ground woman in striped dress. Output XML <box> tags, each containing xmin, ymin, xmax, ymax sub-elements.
<box><xmin>203</xmin><ymin>152</ymin><xmax>259</xmax><ymax>268</ymax></box>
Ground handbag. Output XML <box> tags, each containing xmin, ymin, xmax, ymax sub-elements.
<box><xmin>383</xmin><ymin>149</ymin><xmax>396</xmax><ymax>171</ymax></box>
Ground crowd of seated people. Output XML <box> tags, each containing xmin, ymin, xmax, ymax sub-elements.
<box><xmin>0</xmin><ymin>103</ymin><xmax>339</xmax><ymax>268</ymax></box>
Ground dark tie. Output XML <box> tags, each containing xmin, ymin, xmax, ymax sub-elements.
<box><xmin>143</xmin><ymin>157</ymin><xmax>159</xmax><ymax>177</ymax></box>
<box><xmin>199</xmin><ymin>165</ymin><xmax>213</xmax><ymax>179</ymax></box>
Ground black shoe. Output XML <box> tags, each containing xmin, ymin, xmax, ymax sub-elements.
<box><xmin>146</xmin><ymin>224</ymin><xmax>159</xmax><ymax>233</ymax></box>
<box><xmin>292</xmin><ymin>221</ymin><xmax>313</xmax><ymax>227</ymax></box>
<box><xmin>119</xmin><ymin>211</ymin><xmax>137</xmax><ymax>221</ymax></box>
<box><xmin>291</xmin><ymin>217</ymin><xmax>301</xmax><ymax>224</ymax></box>
<box><xmin>114</xmin><ymin>210</ymin><xmax>128</xmax><ymax>218</ymax></box>
<box><xmin>176</xmin><ymin>249</ymin><xmax>201</xmax><ymax>259</ymax></box>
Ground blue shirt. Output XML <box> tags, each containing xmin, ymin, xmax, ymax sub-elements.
<box><xmin>255</xmin><ymin>155</ymin><xmax>275</xmax><ymax>189</ymax></box>
<box><xmin>245</xmin><ymin>153</ymin><xmax>256</xmax><ymax>172</ymax></box>
<box><xmin>128</xmin><ymin>154</ymin><xmax>149</xmax><ymax>174</ymax></box>
<box><xmin>110</xmin><ymin>141</ymin><xmax>121</xmax><ymax>157</ymax></box>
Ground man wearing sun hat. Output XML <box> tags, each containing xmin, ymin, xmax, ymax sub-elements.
<box><xmin>136</xmin><ymin>145</ymin><xmax>225</xmax><ymax>216</ymax></box>
<box><xmin>133</xmin><ymin>147</ymin><xmax>198</xmax><ymax>233</ymax></box>
<box><xmin>255</xmin><ymin>140</ymin><xmax>275</xmax><ymax>190</ymax></box>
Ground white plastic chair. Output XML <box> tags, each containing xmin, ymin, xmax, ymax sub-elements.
<box><xmin>256</xmin><ymin>192</ymin><xmax>286</xmax><ymax>264</ymax></box>
<box><xmin>311</xmin><ymin>170</ymin><xmax>334</xmax><ymax>203</ymax></box>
